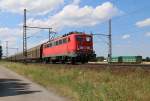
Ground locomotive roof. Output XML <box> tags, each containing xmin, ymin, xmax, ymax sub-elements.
<box><xmin>62</xmin><ymin>31</ymin><xmax>86</xmax><ymax>37</ymax></box>
<box><xmin>44</xmin><ymin>32</ymin><xmax>91</xmax><ymax>44</ymax></box>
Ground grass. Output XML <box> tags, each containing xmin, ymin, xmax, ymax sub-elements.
<box><xmin>0</xmin><ymin>61</ymin><xmax>150</xmax><ymax>101</ymax></box>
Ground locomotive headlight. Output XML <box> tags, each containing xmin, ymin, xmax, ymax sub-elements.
<box><xmin>86</xmin><ymin>37</ymin><xmax>91</xmax><ymax>42</ymax></box>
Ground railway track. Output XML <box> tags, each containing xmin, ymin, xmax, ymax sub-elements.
<box><xmin>10</xmin><ymin>61</ymin><xmax>150</xmax><ymax>71</ymax></box>
<box><xmin>42</xmin><ymin>63</ymin><xmax>150</xmax><ymax>70</ymax></box>
<box><xmin>82</xmin><ymin>63</ymin><xmax>150</xmax><ymax>69</ymax></box>
<box><xmin>71</xmin><ymin>63</ymin><xmax>150</xmax><ymax>71</ymax></box>
<box><xmin>87</xmin><ymin>63</ymin><xmax>150</xmax><ymax>67</ymax></box>
<box><xmin>23</xmin><ymin>62</ymin><xmax>150</xmax><ymax>67</ymax></box>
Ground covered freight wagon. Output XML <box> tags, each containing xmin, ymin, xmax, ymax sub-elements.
<box><xmin>27</xmin><ymin>45</ymin><xmax>42</xmax><ymax>62</ymax></box>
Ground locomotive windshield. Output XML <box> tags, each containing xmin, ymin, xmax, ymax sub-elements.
<box><xmin>76</xmin><ymin>36</ymin><xmax>84</xmax><ymax>42</ymax></box>
<box><xmin>76</xmin><ymin>35</ymin><xmax>92</xmax><ymax>42</ymax></box>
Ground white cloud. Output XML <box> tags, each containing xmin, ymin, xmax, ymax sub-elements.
<box><xmin>122</xmin><ymin>34</ymin><xmax>130</xmax><ymax>39</ymax></box>
<box><xmin>136</xmin><ymin>18</ymin><xmax>150</xmax><ymax>27</ymax></box>
<box><xmin>0</xmin><ymin>0</ymin><xmax>64</xmax><ymax>15</ymax></box>
<box><xmin>0</xmin><ymin>27</ymin><xmax>21</xmax><ymax>38</ymax></box>
<box><xmin>0</xmin><ymin>27</ymin><xmax>22</xmax><ymax>47</ymax></box>
<box><xmin>0</xmin><ymin>27</ymin><xmax>48</xmax><ymax>56</ymax></box>
<box><xmin>72</xmin><ymin>0</ymin><xmax>81</xmax><ymax>5</ymax></box>
<box><xmin>26</xmin><ymin>2</ymin><xmax>121</xmax><ymax>30</ymax></box>
<box><xmin>145</xmin><ymin>32</ymin><xmax>150</xmax><ymax>36</ymax></box>
<box><xmin>0</xmin><ymin>27</ymin><xmax>38</xmax><ymax>46</ymax></box>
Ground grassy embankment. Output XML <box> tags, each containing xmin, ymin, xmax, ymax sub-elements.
<box><xmin>0</xmin><ymin>62</ymin><xmax>150</xmax><ymax>101</ymax></box>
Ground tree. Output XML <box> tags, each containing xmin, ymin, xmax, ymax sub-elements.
<box><xmin>145</xmin><ymin>57</ymin><xmax>150</xmax><ymax>62</ymax></box>
<box><xmin>0</xmin><ymin>46</ymin><xmax>2</xmax><ymax>60</ymax></box>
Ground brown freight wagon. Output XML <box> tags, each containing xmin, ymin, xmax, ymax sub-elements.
<box><xmin>26</xmin><ymin>45</ymin><xmax>42</xmax><ymax>62</ymax></box>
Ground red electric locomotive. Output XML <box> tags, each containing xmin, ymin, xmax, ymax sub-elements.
<box><xmin>42</xmin><ymin>32</ymin><xmax>96</xmax><ymax>64</ymax></box>
<box><xmin>7</xmin><ymin>32</ymin><xmax>96</xmax><ymax>64</ymax></box>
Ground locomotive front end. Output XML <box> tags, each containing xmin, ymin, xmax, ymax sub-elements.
<box><xmin>75</xmin><ymin>34</ymin><xmax>96</xmax><ymax>63</ymax></box>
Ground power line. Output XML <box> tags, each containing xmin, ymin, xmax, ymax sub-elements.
<box><xmin>26</xmin><ymin>26</ymin><xmax>52</xmax><ymax>30</ymax></box>
<box><xmin>92</xmin><ymin>33</ymin><xmax>109</xmax><ymax>37</ymax></box>
<box><xmin>26</xmin><ymin>28</ymin><xmax>57</xmax><ymax>41</ymax></box>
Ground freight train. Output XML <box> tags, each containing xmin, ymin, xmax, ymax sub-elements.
<box><xmin>7</xmin><ymin>32</ymin><xmax>96</xmax><ymax>64</ymax></box>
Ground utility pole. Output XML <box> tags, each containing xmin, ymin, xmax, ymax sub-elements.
<box><xmin>108</xmin><ymin>19</ymin><xmax>112</xmax><ymax>62</ymax></box>
<box><xmin>16</xmin><ymin>48</ymin><xmax>19</xmax><ymax>53</ymax></box>
<box><xmin>22</xmin><ymin>9</ymin><xmax>54</xmax><ymax>63</ymax></box>
<box><xmin>0</xmin><ymin>46</ymin><xmax>2</xmax><ymax>60</ymax></box>
<box><xmin>6</xmin><ymin>41</ymin><xmax>8</xmax><ymax>57</ymax></box>
<box><xmin>23</xmin><ymin>9</ymin><xmax>27</xmax><ymax>61</ymax></box>
<box><xmin>90</xmin><ymin>19</ymin><xmax>112</xmax><ymax>63</ymax></box>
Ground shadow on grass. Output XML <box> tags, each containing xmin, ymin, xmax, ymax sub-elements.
<box><xmin>0</xmin><ymin>79</ymin><xmax>41</xmax><ymax>97</ymax></box>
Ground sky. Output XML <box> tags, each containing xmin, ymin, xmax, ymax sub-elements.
<box><xmin>0</xmin><ymin>0</ymin><xmax>150</xmax><ymax>57</ymax></box>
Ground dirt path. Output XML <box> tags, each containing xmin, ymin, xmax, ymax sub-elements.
<box><xmin>0</xmin><ymin>66</ymin><xmax>68</xmax><ymax>101</ymax></box>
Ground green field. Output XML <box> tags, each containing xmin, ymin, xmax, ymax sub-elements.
<box><xmin>1</xmin><ymin>62</ymin><xmax>150</xmax><ymax>101</ymax></box>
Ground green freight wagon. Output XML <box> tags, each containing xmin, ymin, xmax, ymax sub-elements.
<box><xmin>121</xmin><ymin>56</ymin><xmax>142</xmax><ymax>63</ymax></box>
<box><xmin>109</xmin><ymin>56</ymin><xmax>142</xmax><ymax>64</ymax></box>
<box><xmin>110</xmin><ymin>56</ymin><xmax>122</xmax><ymax>63</ymax></box>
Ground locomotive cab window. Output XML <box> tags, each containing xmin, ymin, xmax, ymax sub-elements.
<box><xmin>56</xmin><ymin>41</ymin><xmax>59</xmax><ymax>45</ymax></box>
<box><xmin>63</xmin><ymin>38</ymin><xmax>67</xmax><ymax>43</ymax></box>
<box><xmin>52</xmin><ymin>42</ymin><xmax>55</xmax><ymax>46</ymax></box>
